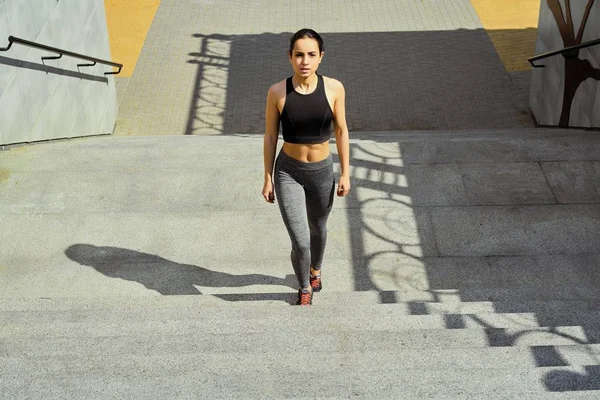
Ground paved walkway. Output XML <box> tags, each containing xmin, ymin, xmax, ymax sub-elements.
<box><xmin>111</xmin><ymin>0</ymin><xmax>537</xmax><ymax>136</ymax></box>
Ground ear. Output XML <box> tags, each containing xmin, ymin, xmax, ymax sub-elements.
<box><xmin>319</xmin><ymin>51</ymin><xmax>324</xmax><ymax>63</ymax></box>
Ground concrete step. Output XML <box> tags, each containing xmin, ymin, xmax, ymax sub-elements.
<box><xmin>1</xmin><ymin>324</ymin><xmax>598</xmax><ymax>353</ymax></box>
<box><xmin>2</xmin><ymin>365</ymin><xmax>599</xmax><ymax>399</ymax></box>
<box><xmin>3</xmin><ymin>345</ymin><xmax>600</xmax><ymax>376</ymax></box>
<box><xmin>2</xmin><ymin>286</ymin><xmax>600</xmax><ymax>311</ymax></box>
<box><xmin>3</xmin><ymin>306</ymin><xmax>600</xmax><ymax>335</ymax></box>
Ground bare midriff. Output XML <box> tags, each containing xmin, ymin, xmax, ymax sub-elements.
<box><xmin>282</xmin><ymin>141</ymin><xmax>331</xmax><ymax>163</ymax></box>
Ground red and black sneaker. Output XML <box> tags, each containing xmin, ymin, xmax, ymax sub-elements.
<box><xmin>297</xmin><ymin>288</ymin><xmax>313</xmax><ymax>306</ymax></box>
<box><xmin>310</xmin><ymin>273</ymin><xmax>322</xmax><ymax>292</ymax></box>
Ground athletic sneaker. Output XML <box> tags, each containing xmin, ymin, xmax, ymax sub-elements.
<box><xmin>297</xmin><ymin>288</ymin><xmax>313</xmax><ymax>305</ymax></box>
<box><xmin>310</xmin><ymin>273</ymin><xmax>322</xmax><ymax>292</ymax></box>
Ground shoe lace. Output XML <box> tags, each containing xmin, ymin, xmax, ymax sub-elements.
<box><xmin>299</xmin><ymin>291</ymin><xmax>312</xmax><ymax>305</ymax></box>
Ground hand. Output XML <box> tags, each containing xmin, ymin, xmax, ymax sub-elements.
<box><xmin>262</xmin><ymin>180</ymin><xmax>275</xmax><ymax>203</ymax></box>
<box><xmin>337</xmin><ymin>175</ymin><xmax>351</xmax><ymax>197</ymax></box>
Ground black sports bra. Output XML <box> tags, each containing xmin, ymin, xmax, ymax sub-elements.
<box><xmin>280</xmin><ymin>74</ymin><xmax>334</xmax><ymax>144</ymax></box>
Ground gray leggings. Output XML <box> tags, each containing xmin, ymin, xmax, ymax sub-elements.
<box><xmin>274</xmin><ymin>149</ymin><xmax>335</xmax><ymax>289</ymax></box>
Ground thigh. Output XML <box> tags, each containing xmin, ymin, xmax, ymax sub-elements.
<box><xmin>305</xmin><ymin>165</ymin><xmax>335</xmax><ymax>220</ymax></box>
<box><xmin>275</xmin><ymin>165</ymin><xmax>309</xmax><ymax>241</ymax></box>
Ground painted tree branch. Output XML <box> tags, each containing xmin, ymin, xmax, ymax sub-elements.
<box><xmin>578</xmin><ymin>58</ymin><xmax>600</xmax><ymax>79</ymax></box>
<box><xmin>565</xmin><ymin>0</ymin><xmax>574</xmax><ymax>39</ymax></box>
<box><xmin>547</xmin><ymin>0</ymin><xmax>576</xmax><ymax>46</ymax></box>
<box><xmin>559</xmin><ymin>58</ymin><xmax>600</xmax><ymax>126</ymax></box>
<box><xmin>576</xmin><ymin>0</ymin><xmax>596</xmax><ymax>44</ymax></box>
<box><xmin>587</xmin><ymin>63</ymin><xmax>600</xmax><ymax>80</ymax></box>
<box><xmin>546</xmin><ymin>0</ymin><xmax>600</xmax><ymax>127</ymax></box>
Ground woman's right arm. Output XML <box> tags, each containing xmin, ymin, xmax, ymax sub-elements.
<box><xmin>262</xmin><ymin>85</ymin><xmax>280</xmax><ymax>203</ymax></box>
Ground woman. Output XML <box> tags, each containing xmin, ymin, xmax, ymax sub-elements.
<box><xmin>262</xmin><ymin>28</ymin><xmax>350</xmax><ymax>306</ymax></box>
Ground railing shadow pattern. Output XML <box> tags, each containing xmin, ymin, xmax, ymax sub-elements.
<box><xmin>183</xmin><ymin>30</ymin><xmax>532</xmax><ymax>136</ymax></box>
<box><xmin>344</xmin><ymin>135</ymin><xmax>600</xmax><ymax>392</ymax></box>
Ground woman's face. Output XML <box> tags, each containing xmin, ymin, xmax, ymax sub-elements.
<box><xmin>289</xmin><ymin>37</ymin><xmax>323</xmax><ymax>78</ymax></box>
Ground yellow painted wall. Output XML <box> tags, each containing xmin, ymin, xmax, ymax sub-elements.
<box><xmin>104</xmin><ymin>0</ymin><xmax>161</xmax><ymax>77</ymax></box>
<box><xmin>471</xmin><ymin>0</ymin><xmax>541</xmax><ymax>71</ymax></box>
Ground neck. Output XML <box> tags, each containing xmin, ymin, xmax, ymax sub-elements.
<box><xmin>293</xmin><ymin>73</ymin><xmax>318</xmax><ymax>92</ymax></box>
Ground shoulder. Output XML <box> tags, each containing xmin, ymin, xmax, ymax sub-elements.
<box><xmin>268</xmin><ymin>79</ymin><xmax>287</xmax><ymax>99</ymax></box>
<box><xmin>322</xmin><ymin>76</ymin><xmax>345</xmax><ymax>95</ymax></box>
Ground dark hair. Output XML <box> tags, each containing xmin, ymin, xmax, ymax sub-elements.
<box><xmin>289</xmin><ymin>28</ymin><xmax>324</xmax><ymax>54</ymax></box>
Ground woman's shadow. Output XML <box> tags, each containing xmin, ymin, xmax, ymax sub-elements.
<box><xmin>65</xmin><ymin>244</ymin><xmax>297</xmax><ymax>302</ymax></box>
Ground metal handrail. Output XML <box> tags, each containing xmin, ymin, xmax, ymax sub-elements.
<box><xmin>528</xmin><ymin>37</ymin><xmax>600</xmax><ymax>68</ymax></box>
<box><xmin>0</xmin><ymin>35</ymin><xmax>122</xmax><ymax>75</ymax></box>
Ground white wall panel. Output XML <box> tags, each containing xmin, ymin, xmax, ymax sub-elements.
<box><xmin>0</xmin><ymin>0</ymin><xmax>117</xmax><ymax>145</ymax></box>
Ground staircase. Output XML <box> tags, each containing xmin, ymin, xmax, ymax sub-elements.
<box><xmin>2</xmin><ymin>291</ymin><xmax>600</xmax><ymax>398</ymax></box>
<box><xmin>1</xmin><ymin>128</ymin><xmax>600</xmax><ymax>398</ymax></box>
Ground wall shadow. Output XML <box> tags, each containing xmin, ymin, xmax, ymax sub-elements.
<box><xmin>65</xmin><ymin>244</ymin><xmax>297</xmax><ymax>303</ymax></box>
<box><xmin>185</xmin><ymin>29</ymin><xmax>533</xmax><ymax>135</ymax></box>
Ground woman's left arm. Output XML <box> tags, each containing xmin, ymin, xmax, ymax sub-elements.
<box><xmin>332</xmin><ymin>80</ymin><xmax>350</xmax><ymax>196</ymax></box>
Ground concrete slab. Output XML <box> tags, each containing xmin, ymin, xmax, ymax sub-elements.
<box><xmin>423</xmin><ymin>254</ymin><xmax>600</xmax><ymax>291</ymax></box>
<box><xmin>430</xmin><ymin>204</ymin><xmax>600</xmax><ymax>256</ymax></box>
<box><xmin>460</xmin><ymin>162</ymin><xmax>556</xmax><ymax>205</ymax></box>
<box><xmin>362</xmin><ymin>129</ymin><xmax>600</xmax><ymax>164</ymax></box>
<box><xmin>542</xmin><ymin>161</ymin><xmax>600</xmax><ymax>204</ymax></box>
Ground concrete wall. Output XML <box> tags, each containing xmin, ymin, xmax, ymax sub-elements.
<box><xmin>530</xmin><ymin>0</ymin><xmax>600</xmax><ymax>128</ymax></box>
<box><xmin>0</xmin><ymin>0</ymin><xmax>117</xmax><ymax>145</ymax></box>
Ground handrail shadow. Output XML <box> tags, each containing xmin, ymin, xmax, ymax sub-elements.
<box><xmin>0</xmin><ymin>55</ymin><xmax>108</xmax><ymax>83</ymax></box>
<box><xmin>1</xmin><ymin>35</ymin><xmax>122</xmax><ymax>75</ymax></box>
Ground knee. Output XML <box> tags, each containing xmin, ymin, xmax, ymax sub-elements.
<box><xmin>309</xmin><ymin>220</ymin><xmax>327</xmax><ymax>235</ymax></box>
<box><xmin>291</xmin><ymin>241</ymin><xmax>311</xmax><ymax>254</ymax></box>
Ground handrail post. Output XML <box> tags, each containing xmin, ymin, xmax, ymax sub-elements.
<box><xmin>529</xmin><ymin>60</ymin><xmax>545</xmax><ymax>68</ymax></box>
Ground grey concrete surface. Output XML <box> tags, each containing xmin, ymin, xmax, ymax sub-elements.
<box><xmin>3</xmin><ymin>127</ymin><xmax>600</xmax><ymax>398</ymax></box>
<box><xmin>4</xmin><ymin>307</ymin><xmax>600</xmax><ymax>335</ymax></box>
<box><xmin>2</xmin><ymin>128</ymin><xmax>600</xmax><ymax>298</ymax></box>
<box><xmin>541</xmin><ymin>161</ymin><xmax>600</xmax><ymax>203</ymax></box>
<box><xmin>6</xmin><ymin>346</ymin><xmax>600</xmax><ymax>376</ymax></box>
<box><xmin>2</xmin><ymin>352</ymin><xmax>600</xmax><ymax>398</ymax></box>
<box><xmin>430</xmin><ymin>204</ymin><xmax>600</xmax><ymax>256</ymax></box>
<box><xmin>115</xmin><ymin>0</ymin><xmax>533</xmax><ymax>136</ymax></box>
<box><xmin>0</xmin><ymin>321</ymin><xmax>595</xmax><ymax>352</ymax></box>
